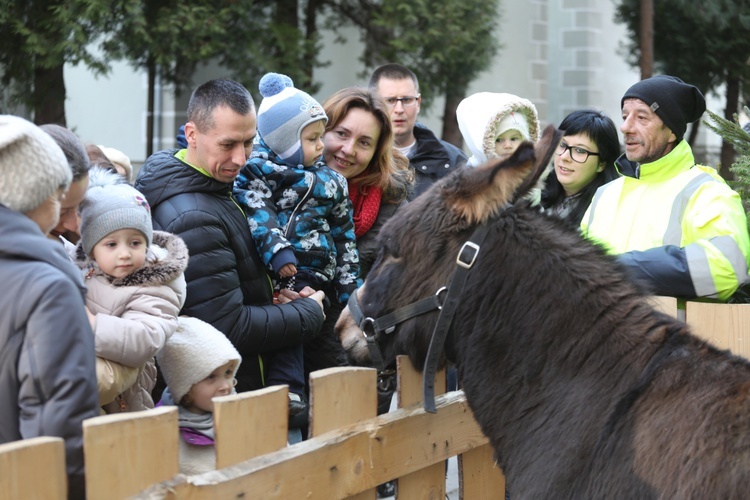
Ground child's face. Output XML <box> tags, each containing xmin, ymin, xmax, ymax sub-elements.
<box><xmin>301</xmin><ymin>120</ymin><xmax>326</xmax><ymax>166</ymax></box>
<box><xmin>91</xmin><ymin>228</ymin><xmax>148</xmax><ymax>278</ymax></box>
<box><xmin>184</xmin><ymin>361</ymin><xmax>238</xmax><ymax>414</ymax></box>
<box><xmin>494</xmin><ymin>129</ymin><xmax>525</xmax><ymax>161</ymax></box>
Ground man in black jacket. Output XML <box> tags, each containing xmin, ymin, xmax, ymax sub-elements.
<box><xmin>135</xmin><ymin>79</ymin><xmax>325</xmax><ymax>396</ymax></box>
<box><xmin>369</xmin><ymin>63</ymin><xmax>467</xmax><ymax>199</ymax></box>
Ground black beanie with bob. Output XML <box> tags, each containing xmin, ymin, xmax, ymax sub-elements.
<box><xmin>621</xmin><ymin>75</ymin><xmax>706</xmax><ymax>141</ymax></box>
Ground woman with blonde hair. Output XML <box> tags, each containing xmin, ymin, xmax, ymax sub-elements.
<box><xmin>300</xmin><ymin>86</ymin><xmax>413</xmax><ymax>385</ymax></box>
<box><xmin>317</xmin><ymin>89</ymin><xmax>414</xmax><ymax>463</ymax></box>
<box><xmin>321</xmin><ymin>87</ymin><xmax>412</xmax><ymax>275</ymax></box>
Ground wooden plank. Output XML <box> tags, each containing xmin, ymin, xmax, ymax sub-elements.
<box><xmin>458</xmin><ymin>443</ymin><xmax>505</xmax><ymax>499</ymax></box>
<box><xmin>309</xmin><ymin>367</ymin><xmax>378</xmax><ymax>436</ymax></box>
<box><xmin>686</xmin><ymin>302</ymin><xmax>750</xmax><ymax>360</ymax></box>
<box><xmin>214</xmin><ymin>386</ymin><xmax>289</xmax><ymax>469</ymax></box>
<box><xmin>397</xmin><ymin>355</ymin><xmax>447</xmax><ymax>408</ymax></box>
<box><xmin>83</xmin><ymin>406</ymin><xmax>178</xmax><ymax>499</ymax></box>
<box><xmin>0</xmin><ymin>436</ymin><xmax>66</xmax><ymax>500</ymax></box>
<box><xmin>133</xmin><ymin>391</ymin><xmax>488</xmax><ymax>499</ymax></box>
<box><xmin>309</xmin><ymin>367</ymin><xmax>378</xmax><ymax>500</ymax></box>
<box><xmin>648</xmin><ymin>295</ymin><xmax>678</xmax><ymax>318</ymax></box>
<box><xmin>396</xmin><ymin>355</ymin><xmax>447</xmax><ymax>499</ymax></box>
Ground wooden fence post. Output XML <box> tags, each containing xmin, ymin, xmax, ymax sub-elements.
<box><xmin>83</xmin><ymin>406</ymin><xmax>178</xmax><ymax>499</ymax></box>
<box><xmin>0</xmin><ymin>436</ymin><xmax>66</xmax><ymax>500</ymax></box>
<box><xmin>309</xmin><ymin>366</ymin><xmax>378</xmax><ymax>499</ymax></box>
<box><xmin>686</xmin><ymin>302</ymin><xmax>750</xmax><ymax>360</ymax></box>
<box><xmin>649</xmin><ymin>295</ymin><xmax>678</xmax><ymax>318</ymax></box>
<box><xmin>458</xmin><ymin>441</ymin><xmax>505</xmax><ymax>499</ymax></box>
<box><xmin>394</xmin><ymin>355</ymin><xmax>447</xmax><ymax>499</ymax></box>
<box><xmin>213</xmin><ymin>385</ymin><xmax>289</xmax><ymax>469</ymax></box>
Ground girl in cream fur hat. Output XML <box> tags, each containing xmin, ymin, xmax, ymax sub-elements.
<box><xmin>456</xmin><ymin>92</ymin><xmax>540</xmax><ymax>167</ymax></box>
<box><xmin>157</xmin><ymin>316</ymin><xmax>242</xmax><ymax>475</ymax></box>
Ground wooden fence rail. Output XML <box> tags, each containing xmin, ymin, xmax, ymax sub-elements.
<box><xmin>3</xmin><ymin>299</ymin><xmax>749</xmax><ymax>499</ymax></box>
<box><xmin>0</xmin><ymin>356</ymin><xmax>503</xmax><ymax>500</ymax></box>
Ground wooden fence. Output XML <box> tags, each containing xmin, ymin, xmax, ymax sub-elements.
<box><xmin>2</xmin><ymin>299</ymin><xmax>749</xmax><ymax>499</ymax></box>
<box><xmin>0</xmin><ymin>356</ymin><xmax>503</xmax><ymax>500</ymax></box>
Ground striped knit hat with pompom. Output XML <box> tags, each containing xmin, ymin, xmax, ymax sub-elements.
<box><xmin>256</xmin><ymin>72</ymin><xmax>327</xmax><ymax>167</ymax></box>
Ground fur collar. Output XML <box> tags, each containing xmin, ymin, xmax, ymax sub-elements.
<box><xmin>74</xmin><ymin>230</ymin><xmax>189</xmax><ymax>287</ymax></box>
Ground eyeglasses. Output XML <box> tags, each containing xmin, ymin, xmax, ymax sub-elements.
<box><xmin>383</xmin><ymin>95</ymin><xmax>420</xmax><ymax>108</ymax></box>
<box><xmin>557</xmin><ymin>142</ymin><xmax>600</xmax><ymax>163</ymax></box>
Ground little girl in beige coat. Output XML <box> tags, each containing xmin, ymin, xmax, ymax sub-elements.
<box><xmin>74</xmin><ymin>168</ymin><xmax>188</xmax><ymax>412</ymax></box>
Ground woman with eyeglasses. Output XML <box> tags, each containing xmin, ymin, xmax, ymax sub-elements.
<box><xmin>541</xmin><ymin>109</ymin><xmax>621</xmax><ymax>225</ymax></box>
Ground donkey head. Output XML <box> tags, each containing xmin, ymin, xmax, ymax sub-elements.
<box><xmin>337</xmin><ymin>125</ymin><xmax>562</xmax><ymax>372</ymax></box>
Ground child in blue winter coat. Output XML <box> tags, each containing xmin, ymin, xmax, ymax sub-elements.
<box><xmin>233</xmin><ymin>73</ymin><xmax>361</xmax><ymax>438</ymax></box>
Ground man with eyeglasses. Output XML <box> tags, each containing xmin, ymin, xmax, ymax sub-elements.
<box><xmin>581</xmin><ymin>75</ymin><xmax>750</xmax><ymax>302</ymax></box>
<box><xmin>369</xmin><ymin>63</ymin><xmax>466</xmax><ymax>199</ymax></box>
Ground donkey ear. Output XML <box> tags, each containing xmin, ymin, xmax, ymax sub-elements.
<box><xmin>512</xmin><ymin>125</ymin><xmax>563</xmax><ymax>202</ymax></box>
<box><xmin>440</xmin><ymin>143</ymin><xmax>536</xmax><ymax>225</ymax></box>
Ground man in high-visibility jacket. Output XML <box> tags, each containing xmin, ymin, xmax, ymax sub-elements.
<box><xmin>581</xmin><ymin>75</ymin><xmax>750</xmax><ymax>301</ymax></box>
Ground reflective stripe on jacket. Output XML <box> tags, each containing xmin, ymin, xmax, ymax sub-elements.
<box><xmin>581</xmin><ymin>140</ymin><xmax>750</xmax><ymax>301</ymax></box>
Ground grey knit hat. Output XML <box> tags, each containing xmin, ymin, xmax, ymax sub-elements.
<box><xmin>0</xmin><ymin>115</ymin><xmax>71</xmax><ymax>213</ymax></box>
<box><xmin>157</xmin><ymin>316</ymin><xmax>242</xmax><ymax>403</ymax></box>
<box><xmin>621</xmin><ymin>75</ymin><xmax>706</xmax><ymax>140</ymax></box>
<box><xmin>256</xmin><ymin>72</ymin><xmax>327</xmax><ymax>166</ymax></box>
<box><xmin>80</xmin><ymin>181</ymin><xmax>153</xmax><ymax>256</ymax></box>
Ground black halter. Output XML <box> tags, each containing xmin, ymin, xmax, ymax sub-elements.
<box><xmin>347</xmin><ymin>212</ymin><xmax>500</xmax><ymax>412</ymax></box>
<box><xmin>347</xmin><ymin>282</ymin><xmax>447</xmax><ymax>372</ymax></box>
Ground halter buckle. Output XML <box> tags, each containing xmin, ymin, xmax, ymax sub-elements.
<box><xmin>457</xmin><ymin>241</ymin><xmax>480</xmax><ymax>269</ymax></box>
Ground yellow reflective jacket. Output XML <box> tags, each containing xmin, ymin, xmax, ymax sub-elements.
<box><xmin>581</xmin><ymin>140</ymin><xmax>750</xmax><ymax>301</ymax></box>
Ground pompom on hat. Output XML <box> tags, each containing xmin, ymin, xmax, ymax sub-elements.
<box><xmin>157</xmin><ymin>317</ymin><xmax>242</xmax><ymax>403</ymax></box>
<box><xmin>0</xmin><ymin>115</ymin><xmax>71</xmax><ymax>213</ymax></box>
<box><xmin>621</xmin><ymin>75</ymin><xmax>706</xmax><ymax>141</ymax></box>
<box><xmin>79</xmin><ymin>173</ymin><xmax>153</xmax><ymax>256</ymax></box>
<box><xmin>256</xmin><ymin>72</ymin><xmax>327</xmax><ymax>166</ymax></box>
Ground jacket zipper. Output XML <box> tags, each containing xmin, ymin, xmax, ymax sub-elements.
<box><xmin>285</xmin><ymin>175</ymin><xmax>317</xmax><ymax>240</ymax></box>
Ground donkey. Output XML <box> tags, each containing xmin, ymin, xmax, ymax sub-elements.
<box><xmin>336</xmin><ymin>125</ymin><xmax>750</xmax><ymax>498</ymax></box>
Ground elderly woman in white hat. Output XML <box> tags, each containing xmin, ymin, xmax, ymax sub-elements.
<box><xmin>0</xmin><ymin>115</ymin><xmax>98</xmax><ymax>499</ymax></box>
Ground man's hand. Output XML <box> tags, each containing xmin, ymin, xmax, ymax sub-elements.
<box><xmin>275</xmin><ymin>287</ymin><xmax>326</xmax><ymax>317</ymax></box>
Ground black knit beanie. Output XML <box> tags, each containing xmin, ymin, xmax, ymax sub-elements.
<box><xmin>621</xmin><ymin>75</ymin><xmax>706</xmax><ymax>140</ymax></box>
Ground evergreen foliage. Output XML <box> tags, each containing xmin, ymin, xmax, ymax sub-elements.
<box><xmin>614</xmin><ymin>0</ymin><xmax>750</xmax><ymax>172</ymax></box>
<box><xmin>0</xmin><ymin>0</ymin><xmax>501</xmax><ymax>128</ymax></box>
<box><xmin>703</xmin><ymin>107</ymin><xmax>750</xmax><ymax>303</ymax></box>
<box><xmin>704</xmin><ymin>108</ymin><xmax>750</xmax><ymax>221</ymax></box>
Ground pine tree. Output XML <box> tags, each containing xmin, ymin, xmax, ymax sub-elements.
<box><xmin>703</xmin><ymin>108</ymin><xmax>750</xmax><ymax>302</ymax></box>
<box><xmin>704</xmin><ymin>108</ymin><xmax>750</xmax><ymax>224</ymax></box>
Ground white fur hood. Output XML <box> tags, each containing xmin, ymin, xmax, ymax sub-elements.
<box><xmin>457</xmin><ymin>92</ymin><xmax>541</xmax><ymax>167</ymax></box>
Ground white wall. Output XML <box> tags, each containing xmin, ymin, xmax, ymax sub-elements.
<box><xmin>65</xmin><ymin>59</ymin><xmax>149</xmax><ymax>165</ymax></box>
